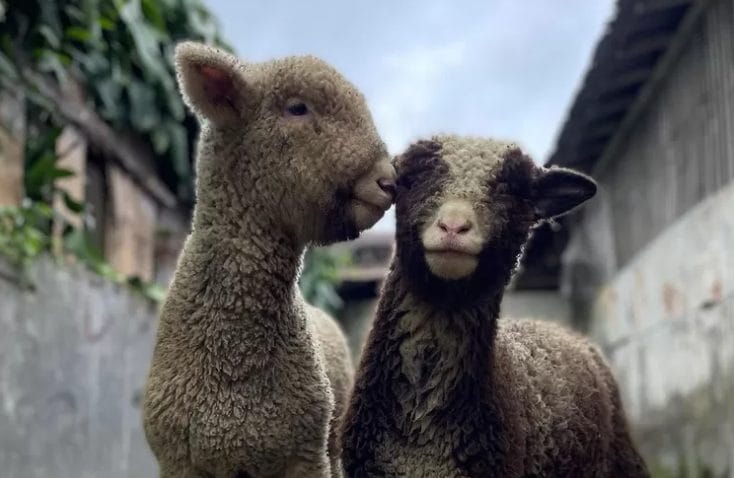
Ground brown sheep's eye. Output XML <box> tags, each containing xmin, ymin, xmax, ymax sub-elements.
<box><xmin>286</xmin><ymin>101</ymin><xmax>309</xmax><ymax>116</ymax></box>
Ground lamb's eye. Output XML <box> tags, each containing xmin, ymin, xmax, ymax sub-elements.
<box><xmin>285</xmin><ymin>101</ymin><xmax>309</xmax><ymax>117</ymax></box>
<box><xmin>396</xmin><ymin>176</ymin><xmax>412</xmax><ymax>190</ymax></box>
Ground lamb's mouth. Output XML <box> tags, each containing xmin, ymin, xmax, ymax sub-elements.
<box><xmin>353</xmin><ymin>197</ymin><xmax>388</xmax><ymax>212</ymax></box>
<box><xmin>424</xmin><ymin>248</ymin><xmax>479</xmax><ymax>280</ymax></box>
<box><xmin>351</xmin><ymin>196</ymin><xmax>389</xmax><ymax>230</ymax></box>
<box><xmin>424</xmin><ymin>247</ymin><xmax>477</xmax><ymax>257</ymax></box>
<box><xmin>352</xmin><ymin>191</ymin><xmax>392</xmax><ymax>212</ymax></box>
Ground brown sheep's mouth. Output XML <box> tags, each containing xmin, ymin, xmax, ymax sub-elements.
<box><xmin>424</xmin><ymin>247</ymin><xmax>478</xmax><ymax>257</ymax></box>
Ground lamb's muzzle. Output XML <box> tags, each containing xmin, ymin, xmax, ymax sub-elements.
<box><xmin>351</xmin><ymin>156</ymin><xmax>397</xmax><ymax>230</ymax></box>
<box><xmin>422</xmin><ymin>198</ymin><xmax>483</xmax><ymax>279</ymax></box>
<box><xmin>377</xmin><ymin>177</ymin><xmax>397</xmax><ymax>196</ymax></box>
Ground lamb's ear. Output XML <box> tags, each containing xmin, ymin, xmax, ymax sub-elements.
<box><xmin>174</xmin><ymin>41</ymin><xmax>250</xmax><ymax>124</ymax></box>
<box><xmin>531</xmin><ymin>167</ymin><xmax>597</xmax><ymax>220</ymax></box>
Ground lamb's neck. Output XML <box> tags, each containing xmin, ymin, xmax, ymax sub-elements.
<box><xmin>173</xmin><ymin>196</ymin><xmax>303</xmax><ymax>330</ymax></box>
<box><xmin>185</xmin><ymin>136</ymin><xmax>304</xmax><ymax>317</ymax></box>
<box><xmin>379</xmin><ymin>269</ymin><xmax>504</xmax><ymax>422</ymax></box>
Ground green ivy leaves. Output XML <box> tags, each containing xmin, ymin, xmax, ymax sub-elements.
<box><xmin>299</xmin><ymin>247</ymin><xmax>351</xmax><ymax>315</ymax></box>
<box><xmin>1</xmin><ymin>0</ymin><xmax>229</xmax><ymax>202</ymax></box>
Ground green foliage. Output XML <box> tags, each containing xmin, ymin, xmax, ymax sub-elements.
<box><xmin>0</xmin><ymin>199</ymin><xmax>167</xmax><ymax>302</ymax></box>
<box><xmin>0</xmin><ymin>0</ymin><xmax>229</xmax><ymax>300</ymax></box>
<box><xmin>23</xmin><ymin>126</ymin><xmax>77</xmax><ymax>203</ymax></box>
<box><xmin>0</xmin><ymin>127</ymin><xmax>68</xmax><ymax>273</ymax></box>
<box><xmin>0</xmin><ymin>0</ymin><xmax>343</xmax><ymax>307</ymax></box>
<box><xmin>0</xmin><ymin>0</ymin><xmax>230</xmax><ymax>200</ymax></box>
<box><xmin>0</xmin><ymin>201</ymin><xmax>52</xmax><ymax>271</ymax></box>
<box><xmin>64</xmin><ymin>227</ymin><xmax>167</xmax><ymax>302</ymax></box>
<box><xmin>300</xmin><ymin>247</ymin><xmax>351</xmax><ymax>315</ymax></box>
<box><xmin>0</xmin><ymin>126</ymin><xmax>165</xmax><ymax>301</ymax></box>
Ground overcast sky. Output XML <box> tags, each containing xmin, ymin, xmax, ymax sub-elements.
<box><xmin>205</xmin><ymin>0</ymin><xmax>615</xmax><ymax>231</ymax></box>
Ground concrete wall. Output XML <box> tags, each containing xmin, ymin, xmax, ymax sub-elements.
<box><xmin>558</xmin><ymin>4</ymin><xmax>734</xmax><ymax>473</ymax></box>
<box><xmin>590</xmin><ymin>180</ymin><xmax>734</xmax><ymax>476</ymax></box>
<box><xmin>0</xmin><ymin>258</ymin><xmax>158</xmax><ymax>478</ymax></box>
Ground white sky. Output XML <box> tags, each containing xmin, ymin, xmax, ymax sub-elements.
<box><xmin>205</xmin><ymin>0</ymin><xmax>616</xmax><ymax>232</ymax></box>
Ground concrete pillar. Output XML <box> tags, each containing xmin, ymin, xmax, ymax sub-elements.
<box><xmin>0</xmin><ymin>88</ymin><xmax>26</xmax><ymax>206</ymax></box>
<box><xmin>105</xmin><ymin>164</ymin><xmax>157</xmax><ymax>281</ymax></box>
<box><xmin>53</xmin><ymin>126</ymin><xmax>87</xmax><ymax>228</ymax></box>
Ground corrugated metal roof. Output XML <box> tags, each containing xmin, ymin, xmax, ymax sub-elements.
<box><xmin>547</xmin><ymin>0</ymin><xmax>694</xmax><ymax>170</ymax></box>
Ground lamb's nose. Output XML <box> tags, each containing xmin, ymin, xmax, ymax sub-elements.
<box><xmin>377</xmin><ymin>177</ymin><xmax>396</xmax><ymax>196</ymax></box>
<box><xmin>438</xmin><ymin>217</ymin><xmax>473</xmax><ymax>235</ymax></box>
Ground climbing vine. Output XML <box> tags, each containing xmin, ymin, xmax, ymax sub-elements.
<box><xmin>0</xmin><ymin>0</ymin><xmax>230</xmax><ymax>200</ymax></box>
<box><xmin>0</xmin><ymin>0</ymin><xmax>229</xmax><ymax>300</ymax></box>
<box><xmin>0</xmin><ymin>0</ymin><xmax>348</xmax><ymax>309</ymax></box>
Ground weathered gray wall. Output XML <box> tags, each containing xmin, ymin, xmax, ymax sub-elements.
<box><xmin>561</xmin><ymin>2</ymin><xmax>734</xmax><ymax>474</ymax></box>
<box><xmin>590</xmin><ymin>0</ymin><xmax>734</xmax><ymax>269</ymax></box>
<box><xmin>590</xmin><ymin>177</ymin><xmax>734</xmax><ymax>476</ymax></box>
<box><xmin>0</xmin><ymin>258</ymin><xmax>158</xmax><ymax>478</ymax></box>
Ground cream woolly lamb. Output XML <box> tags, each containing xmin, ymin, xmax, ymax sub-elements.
<box><xmin>142</xmin><ymin>42</ymin><xmax>396</xmax><ymax>478</ymax></box>
<box><xmin>340</xmin><ymin>135</ymin><xmax>649</xmax><ymax>477</ymax></box>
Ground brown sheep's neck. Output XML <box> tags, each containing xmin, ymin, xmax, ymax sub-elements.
<box><xmin>382</xmin><ymin>267</ymin><xmax>502</xmax><ymax>412</ymax></box>
<box><xmin>354</xmin><ymin>270</ymin><xmax>502</xmax><ymax>410</ymax></box>
<box><xmin>342</xmin><ymin>266</ymin><xmax>512</xmax><ymax>474</ymax></box>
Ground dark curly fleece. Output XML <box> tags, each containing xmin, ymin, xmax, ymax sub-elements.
<box><xmin>340</xmin><ymin>135</ymin><xmax>649</xmax><ymax>478</ymax></box>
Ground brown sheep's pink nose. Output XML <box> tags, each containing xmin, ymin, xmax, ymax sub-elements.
<box><xmin>438</xmin><ymin>217</ymin><xmax>473</xmax><ymax>235</ymax></box>
<box><xmin>377</xmin><ymin>177</ymin><xmax>396</xmax><ymax>196</ymax></box>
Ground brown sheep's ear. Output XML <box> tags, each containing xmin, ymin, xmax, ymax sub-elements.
<box><xmin>174</xmin><ymin>41</ymin><xmax>251</xmax><ymax>124</ymax></box>
<box><xmin>531</xmin><ymin>167</ymin><xmax>597</xmax><ymax>220</ymax></box>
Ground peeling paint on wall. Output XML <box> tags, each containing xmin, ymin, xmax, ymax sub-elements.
<box><xmin>591</xmin><ymin>180</ymin><xmax>734</xmax><ymax>475</ymax></box>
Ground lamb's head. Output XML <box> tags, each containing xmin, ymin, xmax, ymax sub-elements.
<box><xmin>394</xmin><ymin>135</ymin><xmax>596</xmax><ymax>299</ymax></box>
<box><xmin>174</xmin><ymin>41</ymin><xmax>395</xmax><ymax>243</ymax></box>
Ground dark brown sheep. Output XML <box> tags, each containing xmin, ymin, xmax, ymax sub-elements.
<box><xmin>340</xmin><ymin>135</ymin><xmax>649</xmax><ymax>477</ymax></box>
<box><xmin>142</xmin><ymin>41</ymin><xmax>396</xmax><ymax>478</ymax></box>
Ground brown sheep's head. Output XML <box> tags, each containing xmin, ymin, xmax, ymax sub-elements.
<box><xmin>174</xmin><ymin>41</ymin><xmax>395</xmax><ymax>244</ymax></box>
<box><xmin>393</xmin><ymin>135</ymin><xmax>596</xmax><ymax>302</ymax></box>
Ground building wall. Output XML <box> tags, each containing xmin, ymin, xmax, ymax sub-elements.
<box><xmin>566</xmin><ymin>1</ymin><xmax>734</xmax><ymax>474</ymax></box>
<box><xmin>598</xmin><ymin>0</ymin><xmax>734</xmax><ymax>269</ymax></box>
<box><xmin>590</xmin><ymin>179</ymin><xmax>734</xmax><ymax>475</ymax></box>
<box><xmin>0</xmin><ymin>258</ymin><xmax>158</xmax><ymax>478</ymax></box>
